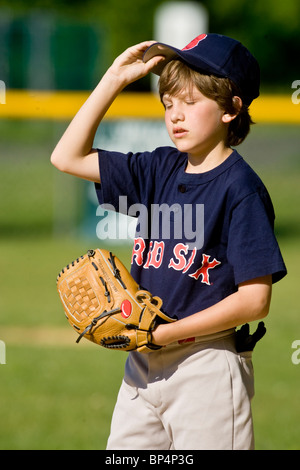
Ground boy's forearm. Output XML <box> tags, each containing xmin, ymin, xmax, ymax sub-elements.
<box><xmin>152</xmin><ymin>275</ymin><xmax>272</xmax><ymax>346</ymax></box>
<box><xmin>64</xmin><ymin>72</ymin><xmax>124</xmax><ymax>152</ymax></box>
<box><xmin>51</xmin><ymin>41</ymin><xmax>164</xmax><ymax>173</ymax></box>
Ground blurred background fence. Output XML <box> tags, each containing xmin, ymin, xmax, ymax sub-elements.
<box><xmin>0</xmin><ymin>0</ymin><xmax>299</xmax><ymax>450</ymax></box>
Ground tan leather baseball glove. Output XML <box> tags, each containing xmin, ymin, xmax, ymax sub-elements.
<box><xmin>56</xmin><ymin>248</ymin><xmax>176</xmax><ymax>353</ymax></box>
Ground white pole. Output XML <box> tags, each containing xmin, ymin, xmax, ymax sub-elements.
<box><xmin>151</xmin><ymin>2</ymin><xmax>209</xmax><ymax>91</ymax></box>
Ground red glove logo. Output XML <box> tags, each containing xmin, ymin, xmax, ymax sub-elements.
<box><xmin>121</xmin><ymin>299</ymin><xmax>132</xmax><ymax>319</ymax></box>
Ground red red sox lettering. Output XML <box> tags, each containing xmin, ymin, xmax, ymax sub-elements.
<box><xmin>131</xmin><ymin>237</ymin><xmax>221</xmax><ymax>285</ymax></box>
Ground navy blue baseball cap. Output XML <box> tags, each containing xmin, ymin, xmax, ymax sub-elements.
<box><xmin>143</xmin><ymin>33</ymin><xmax>260</xmax><ymax>105</ymax></box>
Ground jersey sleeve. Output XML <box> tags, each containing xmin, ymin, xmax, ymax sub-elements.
<box><xmin>94</xmin><ymin>148</ymin><xmax>153</xmax><ymax>213</ymax></box>
<box><xmin>227</xmin><ymin>191</ymin><xmax>287</xmax><ymax>285</ymax></box>
<box><xmin>94</xmin><ymin>146</ymin><xmax>185</xmax><ymax>213</ymax></box>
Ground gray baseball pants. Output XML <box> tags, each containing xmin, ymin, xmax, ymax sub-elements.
<box><xmin>106</xmin><ymin>329</ymin><xmax>255</xmax><ymax>450</ymax></box>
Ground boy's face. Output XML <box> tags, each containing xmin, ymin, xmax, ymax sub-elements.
<box><xmin>162</xmin><ymin>85</ymin><xmax>228</xmax><ymax>160</ymax></box>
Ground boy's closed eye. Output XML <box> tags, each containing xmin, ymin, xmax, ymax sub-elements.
<box><xmin>161</xmin><ymin>96</ymin><xmax>172</xmax><ymax>109</ymax></box>
<box><xmin>162</xmin><ymin>95</ymin><xmax>197</xmax><ymax>110</ymax></box>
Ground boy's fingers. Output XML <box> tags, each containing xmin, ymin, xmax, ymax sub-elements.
<box><xmin>145</xmin><ymin>55</ymin><xmax>165</xmax><ymax>70</ymax></box>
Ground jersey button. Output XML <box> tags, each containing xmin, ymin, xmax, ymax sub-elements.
<box><xmin>178</xmin><ymin>184</ymin><xmax>186</xmax><ymax>193</ymax></box>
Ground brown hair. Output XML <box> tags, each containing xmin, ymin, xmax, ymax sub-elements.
<box><xmin>158</xmin><ymin>60</ymin><xmax>254</xmax><ymax>147</ymax></box>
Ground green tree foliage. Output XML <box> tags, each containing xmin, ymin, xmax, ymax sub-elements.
<box><xmin>208</xmin><ymin>0</ymin><xmax>300</xmax><ymax>89</ymax></box>
<box><xmin>1</xmin><ymin>0</ymin><xmax>299</xmax><ymax>90</ymax></box>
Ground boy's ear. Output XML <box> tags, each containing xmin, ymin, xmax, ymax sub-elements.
<box><xmin>222</xmin><ymin>96</ymin><xmax>243</xmax><ymax>123</ymax></box>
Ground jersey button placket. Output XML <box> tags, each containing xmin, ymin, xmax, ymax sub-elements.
<box><xmin>178</xmin><ymin>184</ymin><xmax>186</xmax><ymax>193</ymax></box>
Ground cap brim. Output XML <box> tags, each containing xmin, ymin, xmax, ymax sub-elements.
<box><xmin>143</xmin><ymin>42</ymin><xmax>181</xmax><ymax>75</ymax></box>
<box><xmin>143</xmin><ymin>41</ymin><xmax>220</xmax><ymax>77</ymax></box>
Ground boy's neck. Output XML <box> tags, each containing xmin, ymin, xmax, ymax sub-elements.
<box><xmin>185</xmin><ymin>145</ymin><xmax>233</xmax><ymax>174</ymax></box>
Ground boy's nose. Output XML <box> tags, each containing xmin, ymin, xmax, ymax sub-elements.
<box><xmin>171</xmin><ymin>107</ymin><xmax>184</xmax><ymax>122</ymax></box>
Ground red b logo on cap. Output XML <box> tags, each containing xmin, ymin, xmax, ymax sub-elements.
<box><xmin>182</xmin><ymin>34</ymin><xmax>207</xmax><ymax>51</ymax></box>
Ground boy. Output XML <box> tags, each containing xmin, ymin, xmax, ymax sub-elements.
<box><xmin>51</xmin><ymin>34</ymin><xmax>287</xmax><ymax>450</ymax></box>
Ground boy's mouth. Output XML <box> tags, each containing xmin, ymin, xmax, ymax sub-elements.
<box><xmin>173</xmin><ymin>127</ymin><xmax>188</xmax><ymax>138</ymax></box>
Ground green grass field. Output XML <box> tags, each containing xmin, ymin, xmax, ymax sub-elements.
<box><xmin>0</xmin><ymin>119</ymin><xmax>299</xmax><ymax>450</ymax></box>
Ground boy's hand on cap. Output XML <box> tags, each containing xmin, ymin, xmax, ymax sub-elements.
<box><xmin>109</xmin><ymin>41</ymin><xmax>165</xmax><ymax>87</ymax></box>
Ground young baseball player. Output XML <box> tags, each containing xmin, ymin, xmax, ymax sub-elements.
<box><xmin>51</xmin><ymin>33</ymin><xmax>287</xmax><ymax>450</ymax></box>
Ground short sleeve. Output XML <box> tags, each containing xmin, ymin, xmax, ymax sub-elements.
<box><xmin>94</xmin><ymin>146</ymin><xmax>186</xmax><ymax>213</ymax></box>
<box><xmin>227</xmin><ymin>191</ymin><xmax>287</xmax><ymax>284</ymax></box>
<box><xmin>94</xmin><ymin>149</ymin><xmax>154</xmax><ymax>212</ymax></box>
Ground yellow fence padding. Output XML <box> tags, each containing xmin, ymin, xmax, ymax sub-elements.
<box><xmin>0</xmin><ymin>90</ymin><xmax>299</xmax><ymax>124</ymax></box>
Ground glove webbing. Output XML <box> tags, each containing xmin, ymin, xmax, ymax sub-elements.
<box><xmin>74</xmin><ymin>249</ymin><xmax>130</xmax><ymax>343</ymax></box>
<box><xmin>76</xmin><ymin>307</ymin><xmax>121</xmax><ymax>343</ymax></box>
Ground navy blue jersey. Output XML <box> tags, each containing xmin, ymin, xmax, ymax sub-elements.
<box><xmin>95</xmin><ymin>147</ymin><xmax>286</xmax><ymax>320</ymax></box>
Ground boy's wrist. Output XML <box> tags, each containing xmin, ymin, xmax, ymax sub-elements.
<box><xmin>152</xmin><ymin>322</ymin><xmax>176</xmax><ymax>347</ymax></box>
<box><xmin>101</xmin><ymin>68</ymin><xmax>128</xmax><ymax>93</ymax></box>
